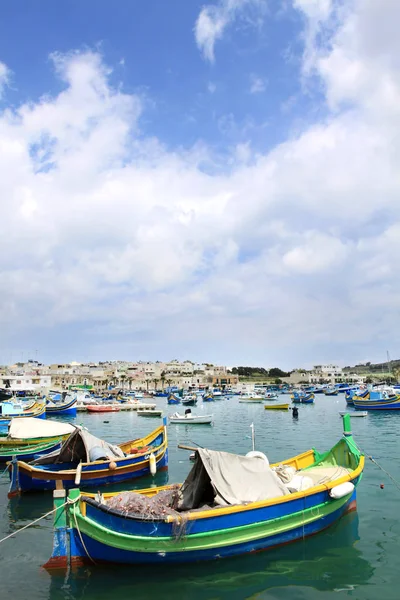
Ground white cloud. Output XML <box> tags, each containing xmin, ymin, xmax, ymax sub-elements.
<box><xmin>2</xmin><ymin>0</ymin><xmax>400</xmax><ymax>365</ymax></box>
<box><xmin>249</xmin><ymin>73</ymin><xmax>267</xmax><ymax>93</ymax></box>
<box><xmin>282</xmin><ymin>233</ymin><xmax>348</xmax><ymax>274</ymax></box>
<box><xmin>194</xmin><ymin>0</ymin><xmax>267</xmax><ymax>62</ymax></box>
<box><xmin>0</xmin><ymin>61</ymin><xmax>10</xmax><ymax>98</ymax></box>
<box><xmin>208</xmin><ymin>81</ymin><xmax>217</xmax><ymax>93</ymax></box>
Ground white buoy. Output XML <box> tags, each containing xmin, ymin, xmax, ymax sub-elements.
<box><xmin>74</xmin><ymin>462</ymin><xmax>82</xmax><ymax>486</ymax></box>
<box><xmin>149</xmin><ymin>452</ymin><xmax>157</xmax><ymax>476</ymax></box>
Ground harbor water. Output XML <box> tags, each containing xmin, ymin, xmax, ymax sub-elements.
<box><xmin>0</xmin><ymin>394</ymin><xmax>399</xmax><ymax>600</ymax></box>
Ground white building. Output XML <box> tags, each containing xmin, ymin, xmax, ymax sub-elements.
<box><xmin>0</xmin><ymin>374</ymin><xmax>51</xmax><ymax>392</ymax></box>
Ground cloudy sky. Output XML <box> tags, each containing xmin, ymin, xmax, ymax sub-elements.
<box><xmin>0</xmin><ymin>0</ymin><xmax>399</xmax><ymax>368</ymax></box>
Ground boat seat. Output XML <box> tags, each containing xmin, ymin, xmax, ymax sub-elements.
<box><xmin>301</xmin><ymin>465</ymin><xmax>352</xmax><ymax>485</ymax></box>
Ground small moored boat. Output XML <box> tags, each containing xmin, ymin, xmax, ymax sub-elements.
<box><xmin>264</xmin><ymin>403</ymin><xmax>289</xmax><ymax>410</ymax></box>
<box><xmin>86</xmin><ymin>405</ymin><xmax>121</xmax><ymax>413</ymax></box>
<box><xmin>137</xmin><ymin>409</ymin><xmax>163</xmax><ymax>417</ymax></box>
<box><xmin>169</xmin><ymin>411</ymin><xmax>212</xmax><ymax>424</ymax></box>
<box><xmin>167</xmin><ymin>393</ymin><xmax>180</xmax><ymax>405</ymax></box>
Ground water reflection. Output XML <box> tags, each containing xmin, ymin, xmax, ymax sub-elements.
<box><xmin>46</xmin><ymin>512</ymin><xmax>373</xmax><ymax>600</ymax></box>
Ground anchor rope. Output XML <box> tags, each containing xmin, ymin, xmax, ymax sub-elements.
<box><xmin>359</xmin><ymin>446</ymin><xmax>400</xmax><ymax>493</ymax></box>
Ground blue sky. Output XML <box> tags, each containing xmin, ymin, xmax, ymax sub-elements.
<box><xmin>1</xmin><ymin>0</ymin><xmax>400</xmax><ymax>368</ymax></box>
<box><xmin>0</xmin><ymin>1</ymin><xmax>311</xmax><ymax>154</ymax></box>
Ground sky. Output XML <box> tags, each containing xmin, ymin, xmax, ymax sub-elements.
<box><xmin>0</xmin><ymin>0</ymin><xmax>400</xmax><ymax>368</ymax></box>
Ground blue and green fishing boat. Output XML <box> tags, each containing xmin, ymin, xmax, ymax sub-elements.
<box><xmin>46</xmin><ymin>394</ymin><xmax>77</xmax><ymax>417</ymax></box>
<box><xmin>8</xmin><ymin>421</ymin><xmax>168</xmax><ymax>495</ymax></box>
<box><xmin>44</xmin><ymin>415</ymin><xmax>363</xmax><ymax>568</ymax></box>
<box><xmin>353</xmin><ymin>390</ymin><xmax>400</xmax><ymax>410</ymax></box>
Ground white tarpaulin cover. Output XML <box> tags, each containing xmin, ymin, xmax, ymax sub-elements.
<box><xmin>8</xmin><ymin>417</ymin><xmax>76</xmax><ymax>440</ymax></box>
<box><xmin>178</xmin><ymin>448</ymin><xmax>289</xmax><ymax>511</ymax></box>
<box><xmin>33</xmin><ymin>427</ymin><xmax>125</xmax><ymax>465</ymax></box>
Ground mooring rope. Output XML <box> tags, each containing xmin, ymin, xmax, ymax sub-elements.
<box><xmin>0</xmin><ymin>496</ymin><xmax>80</xmax><ymax>545</ymax></box>
<box><xmin>0</xmin><ymin>464</ymin><xmax>9</xmax><ymax>478</ymax></box>
<box><xmin>71</xmin><ymin>504</ymin><xmax>96</xmax><ymax>564</ymax></box>
<box><xmin>362</xmin><ymin>450</ymin><xmax>400</xmax><ymax>493</ymax></box>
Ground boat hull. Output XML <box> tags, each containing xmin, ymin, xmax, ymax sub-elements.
<box><xmin>264</xmin><ymin>404</ymin><xmax>289</xmax><ymax>410</ymax></box>
<box><xmin>86</xmin><ymin>406</ymin><xmax>120</xmax><ymax>413</ymax></box>
<box><xmin>67</xmin><ymin>490</ymin><xmax>357</xmax><ymax>565</ymax></box>
<box><xmin>46</xmin><ymin>397</ymin><xmax>77</xmax><ymax>417</ymax></box>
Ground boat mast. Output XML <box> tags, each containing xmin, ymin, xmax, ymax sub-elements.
<box><xmin>387</xmin><ymin>350</ymin><xmax>392</xmax><ymax>384</ymax></box>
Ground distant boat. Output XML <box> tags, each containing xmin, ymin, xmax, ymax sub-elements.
<box><xmin>353</xmin><ymin>391</ymin><xmax>400</xmax><ymax>411</ymax></box>
<box><xmin>239</xmin><ymin>393</ymin><xmax>264</xmax><ymax>403</ymax></box>
<box><xmin>264</xmin><ymin>392</ymin><xmax>279</xmax><ymax>400</ymax></box>
<box><xmin>203</xmin><ymin>393</ymin><xmax>214</xmax><ymax>402</ymax></box>
<box><xmin>167</xmin><ymin>393</ymin><xmax>180</xmax><ymax>405</ymax></box>
<box><xmin>169</xmin><ymin>412</ymin><xmax>212</xmax><ymax>424</ymax></box>
<box><xmin>324</xmin><ymin>388</ymin><xmax>338</xmax><ymax>396</ymax></box>
<box><xmin>137</xmin><ymin>409</ymin><xmax>163</xmax><ymax>417</ymax></box>
<box><xmin>182</xmin><ymin>395</ymin><xmax>197</xmax><ymax>406</ymax></box>
<box><xmin>46</xmin><ymin>395</ymin><xmax>77</xmax><ymax>416</ymax></box>
<box><xmin>291</xmin><ymin>392</ymin><xmax>314</xmax><ymax>404</ymax></box>
<box><xmin>339</xmin><ymin>411</ymin><xmax>368</xmax><ymax>417</ymax></box>
<box><xmin>86</xmin><ymin>405</ymin><xmax>120</xmax><ymax>413</ymax></box>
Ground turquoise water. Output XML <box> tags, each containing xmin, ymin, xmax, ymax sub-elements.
<box><xmin>0</xmin><ymin>395</ymin><xmax>399</xmax><ymax>600</ymax></box>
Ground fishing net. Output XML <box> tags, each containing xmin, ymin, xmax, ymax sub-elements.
<box><xmin>107</xmin><ymin>485</ymin><xmax>182</xmax><ymax>520</ymax></box>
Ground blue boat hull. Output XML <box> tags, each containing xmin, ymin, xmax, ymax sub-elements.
<box><xmin>46</xmin><ymin>397</ymin><xmax>77</xmax><ymax>416</ymax></box>
<box><xmin>69</xmin><ymin>489</ymin><xmax>357</xmax><ymax>564</ymax></box>
<box><xmin>9</xmin><ymin>426</ymin><xmax>168</xmax><ymax>493</ymax></box>
<box><xmin>16</xmin><ymin>451</ymin><xmax>168</xmax><ymax>491</ymax></box>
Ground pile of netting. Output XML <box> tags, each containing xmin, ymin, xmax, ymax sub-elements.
<box><xmin>107</xmin><ymin>485</ymin><xmax>182</xmax><ymax>520</ymax></box>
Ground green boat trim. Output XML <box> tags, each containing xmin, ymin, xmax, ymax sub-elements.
<box><xmin>70</xmin><ymin>490</ymin><xmax>353</xmax><ymax>553</ymax></box>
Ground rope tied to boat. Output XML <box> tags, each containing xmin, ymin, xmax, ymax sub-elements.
<box><xmin>0</xmin><ymin>495</ymin><xmax>81</xmax><ymax>546</ymax></box>
<box><xmin>0</xmin><ymin>464</ymin><xmax>10</xmax><ymax>478</ymax></box>
<box><xmin>363</xmin><ymin>451</ymin><xmax>400</xmax><ymax>493</ymax></box>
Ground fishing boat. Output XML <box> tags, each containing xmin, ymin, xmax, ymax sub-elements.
<box><xmin>0</xmin><ymin>417</ymin><xmax>76</xmax><ymax>448</ymax></box>
<box><xmin>137</xmin><ymin>409</ymin><xmax>163</xmax><ymax>417</ymax></box>
<box><xmin>264</xmin><ymin>392</ymin><xmax>278</xmax><ymax>400</ymax></box>
<box><xmin>202</xmin><ymin>392</ymin><xmax>214</xmax><ymax>402</ymax></box>
<box><xmin>339</xmin><ymin>411</ymin><xmax>368</xmax><ymax>417</ymax></box>
<box><xmin>46</xmin><ymin>394</ymin><xmax>77</xmax><ymax>417</ymax></box>
<box><xmin>169</xmin><ymin>412</ymin><xmax>212</xmax><ymax>424</ymax></box>
<box><xmin>8</xmin><ymin>421</ymin><xmax>168</xmax><ymax>495</ymax></box>
<box><xmin>0</xmin><ymin>438</ymin><xmax>62</xmax><ymax>463</ymax></box>
<box><xmin>291</xmin><ymin>392</ymin><xmax>315</xmax><ymax>404</ymax></box>
<box><xmin>324</xmin><ymin>388</ymin><xmax>338</xmax><ymax>396</ymax></box>
<box><xmin>44</xmin><ymin>415</ymin><xmax>363</xmax><ymax>568</ymax></box>
<box><xmin>86</xmin><ymin>405</ymin><xmax>120</xmax><ymax>413</ymax></box>
<box><xmin>182</xmin><ymin>395</ymin><xmax>197</xmax><ymax>406</ymax></box>
<box><xmin>167</xmin><ymin>393</ymin><xmax>180</xmax><ymax>405</ymax></box>
<box><xmin>264</xmin><ymin>403</ymin><xmax>289</xmax><ymax>410</ymax></box>
<box><xmin>302</xmin><ymin>393</ymin><xmax>315</xmax><ymax>404</ymax></box>
<box><xmin>352</xmin><ymin>391</ymin><xmax>400</xmax><ymax>411</ymax></box>
<box><xmin>0</xmin><ymin>389</ymin><xmax>12</xmax><ymax>402</ymax></box>
<box><xmin>0</xmin><ymin>401</ymin><xmax>46</xmax><ymax>427</ymax></box>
